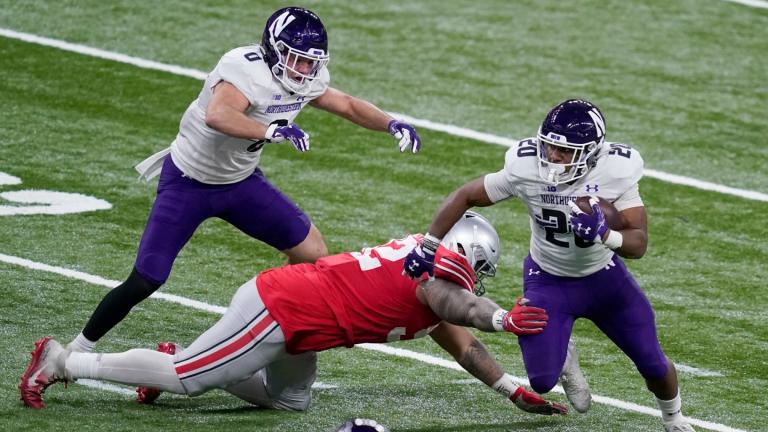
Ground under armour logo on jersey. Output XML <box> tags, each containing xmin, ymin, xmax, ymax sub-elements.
<box><xmin>528</xmin><ymin>268</ymin><xmax>540</xmax><ymax>276</ymax></box>
<box><xmin>585</xmin><ymin>184</ymin><xmax>599</xmax><ymax>192</ymax></box>
<box><xmin>270</xmin><ymin>11</ymin><xmax>297</xmax><ymax>37</ymax></box>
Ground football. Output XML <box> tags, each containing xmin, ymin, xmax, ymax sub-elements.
<box><xmin>574</xmin><ymin>196</ymin><xmax>624</xmax><ymax>230</ymax></box>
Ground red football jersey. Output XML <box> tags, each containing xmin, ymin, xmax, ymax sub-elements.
<box><xmin>256</xmin><ymin>235</ymin><xmax>476</xmax><ymax>354</ymax></box>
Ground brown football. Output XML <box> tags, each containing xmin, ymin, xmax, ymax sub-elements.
<box><xmin>574</xmin><ymin>196</ymin><xmax>624</xmax><ymax>230</ymax></box>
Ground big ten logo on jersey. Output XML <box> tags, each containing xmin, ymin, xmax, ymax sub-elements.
<box><xmin>350</xmin><ymin>236</ymin><xmax>417</xmax><ymax>271</ymax></box>
<box><xmin>0</xmin><ymin>171</ymin><xmax>111</xmax><ymax>216</ymax></box>
<box><xmin>247</xmin><ymin>119</ymin><xmax>289</xmax><ymax>152</ymax></box>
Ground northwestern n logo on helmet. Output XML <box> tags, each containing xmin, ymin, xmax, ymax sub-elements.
<box><xmin>269</xmin><ymin>11</ymin><xmax>296</xmax><ymax>37</ymax></box>
<box><xmin>587</xmin><ymin>108</ymin><xmax>605</xmax><ymax>140</ymax></box>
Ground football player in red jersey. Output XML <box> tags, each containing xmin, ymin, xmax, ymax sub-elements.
<box><xmin>21</xmin><ymin>212</ymin><xmax>566</xmax><ymax>416</ymax></box>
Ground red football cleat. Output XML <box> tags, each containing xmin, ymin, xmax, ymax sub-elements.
<box><xmin>19</xmin><ymin>337</ymin><xmax>70</xmax><ymax>409</ymax></box>
<box><xmin>136</xmin><ymin>342</ymin><xmax>177</xmax><ymax>404</ymax></box>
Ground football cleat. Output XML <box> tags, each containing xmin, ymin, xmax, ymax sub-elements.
<box><xmin>664</xmin><ymin>421</ymin><xmax>696</xmax><ymax>432</ymax></box>
<box><xmin>559</xmin><ymin>339</ymin><xmax>592</xmax><ymax>413</ymax></box>
<box><xmin>19</xmin><ymin>337</ymin><xmax>70</xmax><ymax>409</ymax></box>
<box><xmin>136</xmin><ymin>342</ymin><xmax>178</xmax><ymax>404</ymax></box>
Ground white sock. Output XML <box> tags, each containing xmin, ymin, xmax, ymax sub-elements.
<box><xmin>68</xmin><ymin>333</ymin><xmax>96</xmax><ymax>353</ymax></box>
<box><xmin>656</xmin><ymin>390</ymin><xmax>684</xmax><ymax>424</ymax></box>
<box><xmin>65</xmin><ymin>349</ymin><xmax>186</xmax><ymax>394</ymax></box>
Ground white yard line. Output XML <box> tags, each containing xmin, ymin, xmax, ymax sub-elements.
<box><xmin>1</xmin><ymin>252</ymin><xmax>744</xmax><ymax>432</ymax></box>
<box><xmin>0</xmin><ymin>27</ymin><xmax>766</xmax><ymax>203</ymax></box>
<box><xmin>721</xmin><ymin>0</ymin><xmax>768</xmax><ymax>8</ymax></box>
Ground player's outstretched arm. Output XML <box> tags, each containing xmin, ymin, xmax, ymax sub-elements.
<box><xmin>310</xmin><ymin>87</ymin><xmax>421</xmax><ymax>153</ymax></box>
<box><xmin>310</xmin><ymin>87</ymin><xmax>392</xmax><ymax>131</ymax></box>
<box><xmin>428</xmin><ymin>177</ymin><xmax>494</xmax><ymax>239</ymax></box>
<box><xmin>403</xmin><ymin>178</ymin><xmax>494</xmax><ymax>279</ymax></box>
<box><xmin>417</xmin><ymin>279</ymin><xmax>548</xmax><ymax>336</ymax></box>
<box><xmin>429</xmin><ymin>322</ymin><xmax>566</xmax><ymax>415</ymax></box>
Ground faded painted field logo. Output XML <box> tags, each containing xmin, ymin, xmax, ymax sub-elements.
<box><xmin>0</xmin><ymin>172</ymin><xmax>112</xmax><ymax>216</ymax></box>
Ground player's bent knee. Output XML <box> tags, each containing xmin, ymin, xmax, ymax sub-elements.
<box><xmin>529</xmin><ymin>374</ymin><xmax>559</xmax><ymax>394</ymax></box>
<box><xmin>285</xmin><ymin>225</ymin><xmax>328</xmax><ymax>264</ymax></box>
<box><xmin>272</xmin><ymin>393</ymin><xmax>312</xmax><ymax>412</ymax></box>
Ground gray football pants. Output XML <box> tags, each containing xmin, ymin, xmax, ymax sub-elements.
<box><xmin>174</xmin><ymin>278</ymin><xmax>316</xmax><ymax>411</ymax></box>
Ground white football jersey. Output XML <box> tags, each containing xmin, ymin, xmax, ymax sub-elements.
<box><xmin>484</xmin><ymin>137</ymin><xmax>644</xmax><ymax>277</ymax></box>
<box><xmin>168</xmin><ymin>45</ymin><xmax>330</xmax><ymax>184</ymax></box>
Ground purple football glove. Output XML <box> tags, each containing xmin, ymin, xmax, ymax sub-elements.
<box><xmin>267</xmin><ymin>123</ymin><xmax>310</xmax><ymax>152</ymax></box>
<box><xmin>402</xmin><ymin>235</ymin><xmax>439</xmax><ymax>281</ymax></box>
<box><xmin>388</xmin><ymin>120</ymin><xmax>421</xmax><ymax>153</ymax></box>
<box><xmin>568</xmin><ymin>197</ymin><xmax>608</xmax><ymax>243</ymax></box>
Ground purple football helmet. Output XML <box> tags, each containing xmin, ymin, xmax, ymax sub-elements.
<box><xmin>261</xmin><ymin>7</ymin><xmax>329</xmax><ymax>95</ymax></box>
<box><xmin>536</xmin><ymin>99</ymin><xmax>606</xmax><ymax>185</ymax></box>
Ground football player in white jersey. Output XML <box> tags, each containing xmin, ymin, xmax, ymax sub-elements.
<box><xmin>403</xmin><ymin>99</ymin><xmax>695</xmax><ymax>432</ymax></box>
<box><xmin>67</xmin><ymin>7</ymin><xmax>423</xmax><ymax>364</ymax></box>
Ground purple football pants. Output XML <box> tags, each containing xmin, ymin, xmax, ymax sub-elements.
<box><xmin>518</xmin><ymin>254</ymin><xmax>668</xmax><ymax>394</ymax></box>
<box><xmin>134</xmin><ymin>156</ymin><xmax>311</xmax><ymax>285</ymax></box>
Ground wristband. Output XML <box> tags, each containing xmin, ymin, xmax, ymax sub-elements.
<box><xmin>491</xmin><ymin>308</ymin><xmax>507</xmax><ymax>332</ymax></box>
<box><xmin>422</xmin><ymin>233</ymin><xmax>441</xmax><ymax>254</ymax></box>
<box><xmin>265</xmin><ymin>123</ymin><xmax>279</xmax><ymax>139</ymax></box>
<box><xmin>603</xmin><ymin>230</ymin><xmax>623</xmax><ymax>250</ymax></box>
<box><xmin>491</xmin><ymin>373</ymin><xmax>519</xmax><ymax>399</ymax></box>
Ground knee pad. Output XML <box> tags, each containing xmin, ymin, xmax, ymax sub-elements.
<box><xmin>272</xmin><ymin>392</ymin><xmax>312</xmax><ymax>412</ymax></box>
<box><xmin>529</xmin><ymin>373</ymin><xmax>559</xmax><ymax>394</ymax></box>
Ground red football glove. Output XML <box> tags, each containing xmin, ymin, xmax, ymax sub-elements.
<box><xmin>510</xmin><ymin>386</ymin><xmax>568</xmax><ymax>415</ymax></box>
<box><xmin>502</xmin><ymin>297</ymin><xmax>548</xmax><ymax>336</ymax></box>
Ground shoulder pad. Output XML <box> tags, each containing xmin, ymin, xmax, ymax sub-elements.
<box><xmin>598</xmin><ymin>142</ymin><xmax>644</xmax><ymax>183</ymax></box>
<box><xmin>218</xmin><ymin>46</ymin><xmax>274</xmax><ymax>85</ymax></box>
<box><xmin>434</xmin><ymin>247</ymin><xmax>475</xmax><ymax>292</ymax></box>
<box><xmin>502</xmin><ymin>137</ymin><xmax>540</xmax><ymax>181</ymax></box>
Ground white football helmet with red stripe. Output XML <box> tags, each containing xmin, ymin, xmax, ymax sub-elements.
<box><xmin>441</xmin><ymin>211</ymin><xmax>500</xmax><ymax>295</ymax></box>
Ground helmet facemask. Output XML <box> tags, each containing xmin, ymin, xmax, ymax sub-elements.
<box><xmin>269</xmin><ymin>40</ymin><xmax>329</xmax><ymax>95</ymax></box>
<box><xmin>465</xmin><ymin>240</ymin><xmax>497</xmax><ymax>297</ymax></box>
<box><xmin>536</xmin><ymin>128</ymin><xmax>601</xmax><ymax>185</ymax></box>
<box><xmin>441</xmin><ymin>211</ymin><xmax>500</xmax><ymax>296</ymax></box>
